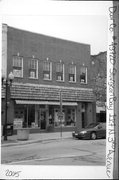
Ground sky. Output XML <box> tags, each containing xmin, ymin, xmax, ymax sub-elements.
<box><xmin>0</xmin><ymin>0</ymin><xmax>112</xmax><ymax>55</ymax></box>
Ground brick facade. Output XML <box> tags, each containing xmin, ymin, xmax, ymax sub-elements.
<box><xmin>2</xmin><ymin>24</ymin><xmax>96</xmax><ymax>133</ymax></box>
<box><xmin>6</xmin><ymin>25</ymin><xmax>93</xmax><ymax>88</ymax></box>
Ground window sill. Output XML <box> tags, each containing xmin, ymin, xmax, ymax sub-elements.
<box><xmin>14</xmin><ymin>76</ymin><xmax>23</xmax><ymax>78</ymax></box>
<box><xmin>56</xmin><ymin>80</ymin><xmax>64</xmax><ymax>82</ymax></box>
<box><xmin>29</xmin><ymin>77</ymin><xmax>38</xmax><ymax>80</ymax></box>
<box><xmin>69</xmin><ymin>81</ymin><xmax>76</xmax><ymax>83</ymax></box>
<box><xmin>80</xmin><ymin>82</ymin><xmax>87</xmax><ymax>85</ymax></box>
<box><xmin>43</xmin><ymin>78</ymin><xmax>52</xmax><ymax>81</ymax></box>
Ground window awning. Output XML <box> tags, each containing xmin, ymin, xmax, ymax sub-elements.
<box><xmin>15</xmin><ymin>100</ymin><xmax>78</xmax><ymax>106</ymax></box>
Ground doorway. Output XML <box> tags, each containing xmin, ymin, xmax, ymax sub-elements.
<box><xmin>81</xmin><ymin>103</ymin><xmax>86</xmax><ymax>128</ymax></box>
<box><xmin>40</xmin><ymin>108</ymin><xmax>46</xmax><ymax>129</ymax></box>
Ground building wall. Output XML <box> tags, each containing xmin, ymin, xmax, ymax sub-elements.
<box><xmin>90</xmin><ymin>51</ymin><xmax>107</xmax><ymax>89</ymax></box>
<box><xmin>75</xmin><ymin>103</ymin><xmax>82</xmax><ymax>132</ymax></box>
<box><xmin>2</xmin><ymin>24</ymin><xmax>7</xmax><ymax>78</ymax></box>
<box><xmin>2</xmin><ymin>24</ymin><xmax>96</xmax><ymax>133</ymax></box>
<box><xmin>6</xmin><ymin>25</ymin><xmax>92</xmax><ymax>89</ymax></box>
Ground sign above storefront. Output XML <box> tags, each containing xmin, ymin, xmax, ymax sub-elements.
<box><xmin>15</xmin><ymin>100</ymin><xmax>78</xmax><ymax>106</ymax></box>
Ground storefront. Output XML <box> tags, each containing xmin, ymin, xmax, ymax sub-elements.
<box><xmin>14</xmin><ymin>100</ymin><xmax>77</xmax><ymax>130</ymax></box>
<box><xmin>2</xmin><ymin>83</ymin><xmax>96</xmax><ymax>133</ymax></box>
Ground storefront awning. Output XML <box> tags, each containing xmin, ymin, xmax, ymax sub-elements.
<box><xmin>15</xmin><ymin>100</ymin><xmax>78</xmax><ymax>106</ymax></box>
<box><xmin>7</xmin><ymin>83</ymin><xmax>95</xmax><ymax>102</ymax></box>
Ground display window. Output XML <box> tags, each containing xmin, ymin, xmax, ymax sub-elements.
<box><xmin>66</xmin><ymin>108</ymin><xmax>76</xmax><ymax>126</ymax></box>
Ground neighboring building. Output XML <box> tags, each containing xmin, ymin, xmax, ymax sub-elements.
<box><xmin>1</xmin><ymin>24</ymin><xmax>96</xmax><ymax>133</ymax></box>
<box><xmin>90</xmin><ymin>51</ymin><xmax>107</xmax><ymax>122</ymax></box>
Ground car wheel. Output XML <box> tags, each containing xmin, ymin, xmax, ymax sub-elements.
<box><xmin>90</xmin><ymin>132</ymin><xmax>97</xmax><ymax>140</ymax></box>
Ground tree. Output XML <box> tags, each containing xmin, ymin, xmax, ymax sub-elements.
<box><xmin>91</xmin><ymin>52</ymin><xmax>107</xmax><ymax>103</ymax></box>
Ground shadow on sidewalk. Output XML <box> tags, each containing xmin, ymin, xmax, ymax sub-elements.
<box><xmin>1</xmin><ymin>139</ymin><xmax>18</xmax><ymax>144</ymax></box>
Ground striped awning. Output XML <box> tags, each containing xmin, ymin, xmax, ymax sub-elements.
<box><xmin>16</xmin><ymin>100</ymin><xmax>78</xmax><ymax>106</ymax></box>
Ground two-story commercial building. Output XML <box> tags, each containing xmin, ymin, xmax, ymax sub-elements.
<box><xmin>1</xmin><ymin>24</ymin><xmax>96</xmax><ymax>133</ymax></box>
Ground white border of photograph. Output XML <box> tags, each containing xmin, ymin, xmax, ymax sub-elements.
<box><xmin>0</xmin><ymin>0</ymin><xmax>117</xmax><ymax>179</ymax></box>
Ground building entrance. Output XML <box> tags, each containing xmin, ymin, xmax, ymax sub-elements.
<box><xmin>40</xmin><ymin>108</ymin><xmax>46</xmax><ymax>129</ymax></box>
<box><xmin>81</xmin><ymin>103</ymin><xmax>86</xmax><ymax>128</ymax></box>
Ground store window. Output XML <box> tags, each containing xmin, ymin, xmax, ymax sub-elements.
<box><xmin>14</xmin><ymin>105</ymin><xmax>24</xmax><ymax>129</ymax></box>
<box><xmin>13</xmin><ymin>56</ymin><xmax>23</xmax><ymax>77</ymax></box>
<box><xmin>29</xmin><ymin>59</ymin><xmax>38</xmax><ymax>79</ymax></box>
<box><xmin>56</xmin><ymin>63</ymin><xmax>64</xmax><ymax>81</ymax></box>
<box><xmin>69</xmin><ymin>64</ymin><xmax>76</xmax><ymax>82</ymax></box>
<box><xmin>80</xmin><ymin>67</ymin><xmax>87</xmax><ymax>84</ymax></box>
<box><xmin>66</xmin><ymin>108</ymin><xmax>76</xmax><ymax>126</ymax></box>
<box><xmin>43</xmin><ymin>61</ymin><xmax>52</xmax><ymax>80</ymax></box>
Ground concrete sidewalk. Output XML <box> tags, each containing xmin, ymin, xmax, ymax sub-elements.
<box><xmin>1</xmin><ymin>131</ymin><xmax>72</xmax><ymax>147</ymax></box>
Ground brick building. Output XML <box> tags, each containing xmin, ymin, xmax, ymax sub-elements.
<box><xmin>1</xmin><ymin>24</ymin><xmax>96</xmax><ymax>133</ymax></box>
<box><xmin>90</xmin><ymin>51</ymin><xmax>107</xmax><ymax>122</ymax></box>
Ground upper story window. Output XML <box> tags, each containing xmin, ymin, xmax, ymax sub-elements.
<box><xmin>43</xmin><ymin>61</ymin><xmax>52</xmax><ymax>80</ymax></box>
<box><xmin>80</xmin><ymin>66</ymin><xmax>87</xmax><ymax>84</ymax></box>
<box><xmin>69</xmin><ymin>64</ymin><xmax>76</xmax><ymax>82</ymax></box>
<box><xmin>56</xmin><ymin>62</ymin><xmax>64</xmax><ymax>81</ymax></box>
<box><xmin>13</xmin><ymin>56</ymin><xmax>23</xmax><ymax>77</ymax></box>
<box><xmin>29</xmin><ymin>59</ymin><xmax>38</xmax><ymax>79</ymax></box>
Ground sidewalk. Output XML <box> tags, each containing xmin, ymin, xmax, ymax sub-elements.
<box><xmin>1</xmin><ymin>131</ymin><xmax>72</xmax><ymax>147</ymax></box>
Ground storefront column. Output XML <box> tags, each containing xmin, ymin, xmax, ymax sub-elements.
<box><xmin>45</xmin><ymin>104</ymin><xmax>49</xmax><ymax>129</ymax></box>
<box><xmin>92</xmin><ymin>102</ymin><xmax>96</xmax><ymax>123</ymax></box>
<box><xmin>26</xmin><ymin>105</ymin><xmax>28</xmax><ymax>127</ymax></box>
<box><xmin>75</xmin><ymin>102</ymin><xmax>82</xmax><ymax>132</ymax></box>
<box><xmin>86</xmin><ymin>103</ymin><xmax>92</xmax><ymax>126</ymax></box>
<box><xmin>86</xmin><ymin>102</ymin><xmax>96</xmax><ymax>125</ymax></box>
<box><xmin>35</xmin><ymin>105</ymin><xmax>38</xmax><ymax>127</ymax></box>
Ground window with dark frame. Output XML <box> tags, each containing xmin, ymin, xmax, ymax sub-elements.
<box><xmin>66</xmin><ymin>108</ymin><xmax>76</xmax><ymax>126</ymax></box>
<box><xmin>29</xmin><ymin>59</ymin><xmax>38</xmax><ymax>79</ymax></box>
<box><xmin>13</xmin><ymin>56</ymin><xmax>23</xmax><ymax>77</ymax></box>
<box><xmin>43</xmin><ymin>61</ymin><xmax>52</xmax><ymax>80</ymax></box>
<box><xmin>69</xmin><ymin>64</ymin><xmax>76</xmax><ymax>82</ymax></box>
<box><xmin>56</xmin><ymin>63</ymin><xmax>64</xmax><ymax>81</ymax></box>
<box><xmin>80</xmin><ymin>67</ymin><xmax>87</xmax><ymax>84</ymax></box>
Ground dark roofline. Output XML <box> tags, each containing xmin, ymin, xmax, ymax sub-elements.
<box><xmin>3</xmin><ymin>23</ymin><xmax>90</xmax><ymax>47</ymax></box>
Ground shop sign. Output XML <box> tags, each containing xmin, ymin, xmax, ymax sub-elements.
<box><xmin>14</xmin><ymin>119</ymin><xmax>23</xmax><ymax>129</ymax></box>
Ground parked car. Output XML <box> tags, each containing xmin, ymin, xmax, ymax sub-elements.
<box><xmin>72</xmin><ymin>122</ymin><xmax>106</xmax><ymax>140</ymax></box>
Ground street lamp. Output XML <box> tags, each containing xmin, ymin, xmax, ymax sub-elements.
<box><xmin>2</xmin><ymin>72</ymin><xmax>14</xmax><ymax>141</ymax></box>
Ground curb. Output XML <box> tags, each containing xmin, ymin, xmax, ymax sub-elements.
<box><xmin>1</xmin><ymin>137</ymin><xmax>72</xmax><ymax>147</ymax></box>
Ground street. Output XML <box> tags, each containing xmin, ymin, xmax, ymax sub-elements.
<box><xmin>1</xmin><ymin>138</ymin><xmax>106</xmax><ymax>166</ymax></box>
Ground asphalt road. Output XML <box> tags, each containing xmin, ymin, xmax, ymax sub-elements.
<box><xmin>1</xmin><ymin>138</ymin><xmax>106</xmax><ymax>166</ymax></box>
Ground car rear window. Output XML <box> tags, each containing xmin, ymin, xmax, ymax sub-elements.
<box><xmin>86</xmin><ymin>123</ymin><xmax>98</xmax><ymax>128</ymax></box>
